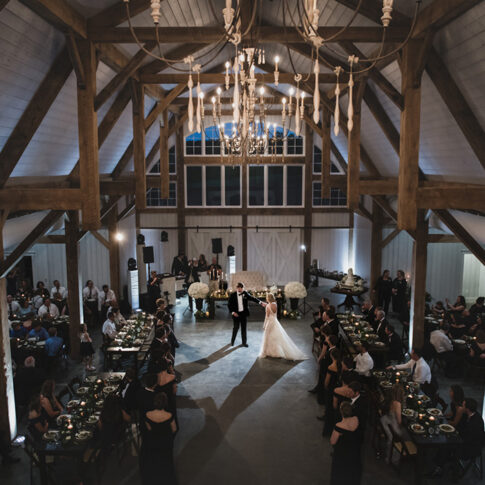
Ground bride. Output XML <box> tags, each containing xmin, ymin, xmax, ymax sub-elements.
<box><xmin>259</xmin><ymin>293</ymin><xmax>306</xmax><ymax>361</ymax></box>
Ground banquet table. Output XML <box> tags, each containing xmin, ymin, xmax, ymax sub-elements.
<box><xmin>33</xmin><ymin>372</ymin><xmax>125</xmax><ymax>485</ymax></box>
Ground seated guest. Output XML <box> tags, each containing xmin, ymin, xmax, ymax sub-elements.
<box><xmin>39</xmin><ymin>379</ymin><xmax>63</xmax><ymax>425</ymax></box>
<box><xmin>375</xmin><ymin>310</ymin><xmax>389</xmax><ymax>341</ymax></box>
<box><xmin>469</xmin><ymin>297</ymin><xmax>484</xmax><ymax>321</ymax></box>
<box><xmin>150</xmin><ymin>327</ymin><xmax>168</xmax><ymax>359</ymax></box>
<box><xmin>140</xmin><ymin>392</ymin><xmax>177</xmax><ymax>485</ymax></box>
<box><xmin>432</xmin><ymin>301</ymin><xmax>446</xmax><ymax>318</ymax></box>
<box><xmin>38</xmin><ymin>297</ymin><xmax>60</xmax><ymax>319</ymax></box>
<box><xmin>18</xmin><ymin>299</ymin><xmax>35</xmax><ymax>319</ymax></box>
<box><xmin>97</xmin><ymin>394</ymin><xmax>130</xmax><ymax>451</ymax></box>
<box><xmin>6</xmin><ymin>295</ymin><xmax>20</xmax><ymax>319</ymax></box>
<box><xmin>469</xmin><ymin>330</ymin><xmax>485</xmax><ymax>367</ymax></box>
<box><xmin>102</xmin><ymin>312</ymin><xmax>118</xmax><ymax>342</ymax></box>
<box><xmin>156</xmin><ymin>359</ymin><xmax>178</xmax><ymax>421</ymax></box>
<box><xmin>45</xmin><ymin>327</ymin><xmax>63</xmax><ymax>360</ymax></box>
<box><xmin>16</xmin><ymin>279</ymin><xmax>32</xmax><ymax>299</ymax></box>
<box><xmin>349</xmin><ymin>381</ymin><xmax>368</xmax><ymax>442</ymax></box>
<box><xmin>109</xmin><ymin>305</ymin><xmax>126</xmax><ymax>326</ymax></box>
<box><xmin>361</xmin><ymin>300</ymin><xmax>376</xmax><ymax>329</ymax></box>
<box><xmin>448</xmin><ymin>312</ymin><xmax>467</xmax><ymax>339</ymax></box>
<box><xmin>35</xmin><ymin>281</ymin><xmax>50</xmax><ymax>300</ymax></box>
<box><xmin>14</xmin><ymin>356</ymin><xmax>46</xmax><ymax>406</ymax></box>
<box><xmin>385</xmin><ymin>325</ymin><xmax>404</xmax><ymax>362</ymax></box>
<box><xmin>28</xmin><ymin>321</ymin><xmax>49</xmax><ymax>341</ymax></box>
<box><xmin>155</xmin><ymin>298</ymin><xmax>168</xmax><ymax>316</ymax></box>
<box><xmin>9</xmin><ymin>320</ymin><xmax>27</xmax><ymax>339</ymax></box>
<box><xmin>380</xmin><ymin>383</ymin><xmax>405</xmax><ymax>463</ymax></box>
<box><xmin>430</xmin><ymin>324</ymin><xmax>454</xmax><ymax>367</ymax></box>
<box><xmin>51</xmin><ymin>280</ymin><xmax>67</xmax><ymax>300</ymax></box>
<box><xmin>390</xmin><ymin>348</ymin><xmax>431</xmax><ymax>385</ymax></box>
<box><xmin>27</xmin><ymin>395</ymin><xmax>48</xmax><ymax>441</ymax></box>
<box><xmin>198</xmin><ymin>253</ymin><xmax>208</xmax><ymax>271</ymax></box>
<box><xmin>354</xmin><ymin>342</ymin><xmax>374</xmax><ymax>377</ymax></box>
<box><xmin>445</xmin><ymin>385</ymin><xmax>467</xmax><ymax>433</ymax></box>
<box><xmin>445</xmin><ymin>295</ymin><xmax>466</xmax><ymax>316</ymax></box>
<box><xmin>121</xmin><ymin>367</ymin><xmax>141</xmax><ymax>413</ymax></box>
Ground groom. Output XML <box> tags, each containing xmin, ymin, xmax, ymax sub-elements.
<box><xmin>228</xmin><ymin>282</ymin><xmax>265</xmax><ymax>347</ymax></box>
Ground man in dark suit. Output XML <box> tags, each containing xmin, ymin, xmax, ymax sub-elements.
<box><xmin>121</xmin><ymin>367</ymin><xmax>141</xmax><ymax>413</ymax></box>
<box><xmin>385</xmin><ymin>324</ymin><xmax>404</xmax><ymax>362</ymax></box>
<box><xmin>375</xmin><ymin>309</ymin><xmax>389</xmax><ymax>342</ymax></box>
<box><xmin>362</xmin><ymin>300</ymin><xmax>377</xmax><ymax>329</ymax></box>
<box><xmin>324</xmin><ymin>308</ymin><xmax>340</xmax><ymax>336</ymax></box>
<box><xmin>460</xmin><ymin>398</ymin><xmax>485</xmax><ymax>460</ymax></box>
<box><xmin>349</xmin><ymin>381</ymin><xmax>368</xmax><ymax>442</ymax></box>
<box><xmin>227</xmin><ymin>282</ymin><xmax>264</xmax><ymax>347</ymax></box>
<box><xmin>136</xmin><ymin>373</ymin><xmax>158</xmax><ymax>435</ymax></box>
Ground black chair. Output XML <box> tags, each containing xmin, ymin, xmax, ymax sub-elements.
<box><xmin>24</xmin><ymin>434</ymin><xmax>58</xmax><ymax>485</ymax></box>
<box><xmin>389</xmin><ymin>426</ymin><xmax>417</xmax><ymax>475</ymax></box>
<box><xmin>458</xmin><ymin>446</ymin><xmax>484</xmax><ymax>480</ymax></box>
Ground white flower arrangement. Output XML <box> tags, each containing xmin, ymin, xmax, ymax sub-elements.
<box><xmin>188</xmin><ymin>282</ymin><xmax>209</xmax><ymax>299</ymax></box>
<box><xmin>284</xmin><ymin>281</ymin><xmax>307</xmax><ymax>299</ymax></box>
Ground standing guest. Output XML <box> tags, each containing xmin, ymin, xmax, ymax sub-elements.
<box><xmin>39</xmin><ymin>379</ymin><xmax>63</xmax><ymax>425</ymax></box>
<box><xmin>445</xmin><ymin>385</ymin><xmax>467</xmax><ymax>432</ymax></box>
<box><xmin>373</xmin><ymin>269</ymin><xmax>393</xmax><ymax>314</ymax></box>
<box><xmin>469</xmin><ymin>330</ymin><xmax>485</xmax><ymax>367</ymax></box>
<box><xmin>207</xmin><ymin>257</ymin><xmax>222</xmax><ymax>294</ymax></box>
<box><xmin>120</xmin><ymin>367</ymin><xmax>141</xmax><ymax>413</ymax></box>
<box><xmin>375</xmin><ymin>310</ymin><xmax>389</xmax><ymax>342</ymax></box>
<box><xmin>332</xmin><ymin>371</ymin><xmax>356</xmax><ymax>419</ymax></box>
<box><xmin>80</xmin><ymin>324</ymin><xmax>95</xmax><ymax>371</ymax></box>
<box><xmin>399</xmin><ymin>299</ymin><xmax>411</xmax><ymax>339</ymax></box>
<box><xmin>96</xmin><ymin>394</ymin><xmax>130</xmax><ymax>452</ymax></box>
<box><xmin>38</xmin><ymin>297</ymin><xmax>60</xmax><ymax>319</ymax></box>
<box><xmin>386</xmin><ymin>325</ymin><xmax>404</xmax><ymax>363</ymax></box>
<box><xmin>10</xmin><ymin>321</ymin><xmax>27</xmax><ymax>339</ymax></box>
<box><xmin>171</xmin><ymin>254</ymin><xmax>186</xmax><ymax>275</ymax></box>
<box><xmin>198</xmin><ymin>254</ymin><xmax>208</xmax><ymax>271</ymax></box>
<box><xmin>102</xmin><ymin>312</ymin><xmax>118</xmax><ymax>342</ymax></box>
<box><xmin>354</xmin><ymin>342</ymin><xmax>374</xmax><ymax>377</ymax></box>
<box><xmin>147</xmin><ymin>271</ymin><xmax>161</xmax><ymax>313</ymax></box>
<box><xmin>51</xmin><ymin>280</ymin><xmax>67</xmax><ymax>300</ymax></box>
<box><xmin>392</xmin><ymin>270</ymin><xmax>407</xmax><ymax>315</ymax></box>
<box><xmin>361</xmin><ymin>300</ymin><xmax>376</xmax><ymax>329</ymax></box>
<box><xmin>6</xmin><ymin>295</ymin><xmax>20</xmax><ymax>319</ymax></box>
<box><xmin>156</xmin><ymin>359</ymin><xmax>178</xmax><ymax>423</ymax></box>
<box><xmin>349</xmin><ymin>381</ymin><xmax>368</xmax><ymax>442</ymax></box>
<box><xmin>99</xmin><ymin>284</ymin><xmax>116</xmax><ymax>323</ymax></box>
<box><xmin>185</xmin><ymin>258</ymin><xmax>200</xmax><ymax>311</ymax></box>
<box><xmin>445</xmin><ymin>295</ymin><xmax>466</xmax><ymax>316</ymax></box>
<box><xmin>323</xmin><ymin>308</ymin><xmax>339</xmax><ymax>336</ymax></box>
<box><xmin>312</xmin><ymin>332</ymin><xmax>337</xmax><ymax>410</ymax></box>
<box><xmin>380</xmin><ymin>383</ymin><xmax>405</xmax><ymax>463</ymax></box>
<box><xmin>330</xmin><ymin>401</ymin><xmax>362</xmax><ymax>485</ymax></box>
<box><xmin>140</xmin><ymin>392</ymin><xmax>177</xmax><ymax>485</ymax></box>
<box><xmin>162</xmin><ymin>315</ymin><xmax>179</xmax><ymax>357</ymax></box>
<box><xmin>14</xmin><ymin>356</ymin><xmax>46</xmax><ymax>406</ymax></box>
<box><xmin>44</xmin><ymin>327</ymin><xmax>63</xmax><ymax>360</ymax></box>
<box><xmin>83</xmin><ymin>280</ymin><xmax>100</xmax><ymax>327</ymax></box>
<box><xmin>27</xmin><ymin>395</ymin><xmax>48</xmax><ymax>441</ymax></box>
<box><xmin>322</xmin><ymin>348</ymin><xmax>343</xmax><ymax>435</ymax></box>
<box><xmin>28</xmin><ymin>321</ymin><xmax>49</xmax><ymax>341</ymax></box>
<box><xmin>35</xmin><ymin>281</ymin><xmax>50</xmax><ymax>300</ymax></box>
<box><xmin>390</xmin><ymin>348</ymin><xmax>432</xmax><ymax>385</ymax></box>
<box><xmin>137</xmin><ymin>374</ymin><xmax>159</xmax><ymax>431</ymax></box>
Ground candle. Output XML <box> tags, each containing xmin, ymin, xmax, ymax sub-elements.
<box><xmin>300</xmin><ymin>92</ymin><xmax>305</xmax><ymax>118</ymax></box>
<box><xmin>259</xmin><ymin>86</ymin><xmax>265</xmax><ymax>104</ymax></box>
<box><xmin>396</xmin><ymin>372</ymin><xmax>401</xmax><ymax>377</ymax></box>
<box><xmin>81</xmin><ymin>401</ymin><xmax>86</xmax><ymax>407</ymax></box>
<box><xmin>282</xmin><ymin>97</ymin><xmax>286</xmax><ymax>123</ymax></box>
<box><xmin>274</xmin><ymin>55</ymin><xmax>280</xmax><ymax>85</ymax></box>
<box><xmin>225</xmin><ymin>61</ymin><xmax>230</xmax><ymax>90</ymax></box>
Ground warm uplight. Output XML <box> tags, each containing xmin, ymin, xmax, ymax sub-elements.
<box><xmin>114</xmin><ymin>232</ymin><xmax>124</xmax><ymax>242</ymax></box>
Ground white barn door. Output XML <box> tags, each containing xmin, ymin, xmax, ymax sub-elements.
<box><xmin>247</xmin><ymin>230</ymin><xmax>302</xmax><ymax>284</ymax></box>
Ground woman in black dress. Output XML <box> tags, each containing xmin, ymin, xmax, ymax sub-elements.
<box><xmin>140</xmin><ymin>392</ymin><xmax>177</xmax><ymax>485</ymax></box>
<box><xmin>330</xmin><ymin>401</ymin><xmax>362</xmax><ymax>485</ymax></box>
<box><xmin>322</xmin><ymin>349</ymin><xmax>342</xmax><ymax>436</ymax></box>
<box><xmin>392</xmin><ymin>270</ymin><xmax>407</xmax><ymax>315</ymax></box>
<box><xmin>446</xmin><ymin>385</ymin><xmax>467</xmax><ymax>433</ymax></box>
<box><xmin>156</xmin><ymin>358</ymin><xmax>178</xmax><ymax>427</ymax></box>
<box><xmin>373</xmin><ymin>270</ymin><xmax>393</xmax><ymax>314</ymax></box>
<box><xmin>28</xmin><ymin>395</ymin><xmax>49</xmax><ymax>441</ymax></box>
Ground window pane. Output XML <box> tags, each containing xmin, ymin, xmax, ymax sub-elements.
<box><xmin>185</xmin><ymin>132</ymin><xmax>202</xmax><ymax>155</ymax></box>
<box><xmin>248</xmin><ymin>166</ymin><xmax>264</xmax><ymax>206</ymax></box>
<box><xmin>287</xmin><ymin>166</ymin><xmax>303</xmax><ymax>205</ymax></box>
<box><xmin>313</xmin><ymin>146</ymin><xmax>322</xmax><ymax>173</ymax></box>
<box><xmin>169</xmin><ymin>146</ymin><xmax>176</xmax><ymax>173</ymax></box>
<box><xmin>225</xmin><ymin>166</ymin><xmax>241</xmax><ymax>206</ymax></box>
<box><xmin>313</xmin><ymin>182</ymin><xmax>322</xmax><ymax>206</ymax></box>
<box><xmin>146</xmin><ymin>184</ymin><xmax>176</xmax><ymax>207</ymax></box>
<box><xmin>205</xmin><ymin>166</ymin><xmax>221</xmax><ymax>206</ymax></box>
<box><xmin>267</xmin><ymin>166</ymin><xmax>283</xmax><ymax>206</ymax></box>
<box><xmin>287</xmin><ymin>134</ymin><xmax>303</xmax><ymax>155</ymax></box>
<box><xmin>186</xmin><ymin>166</ymin><xmax>203</xmax><ymax>206</ymax></box>
<box><xmin>205</xmin><ymin>126</ymin><xmax>221</xmax><ymax>155</ymax></box>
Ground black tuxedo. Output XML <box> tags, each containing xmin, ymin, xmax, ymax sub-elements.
<box><xmin>460</xmin><ymin>412</ymin><xmax>485</xmax><ymax>459</ymax></box>
<box><xmin>364</xmin><ymin>306</ymin><xmax>377</xmax><ymax>329</ymax></box>
<box><xmin>227</xmin><ymin>290</ymin><xmax>261</xmax><ymax>345</ymax></box>
<box><xmin>326</xmin><ymin>318</ymin><xmax>340</xmax><ymax>336</ymax></box>
<box><xmin>185</xmin><ymin>265</ymin><xmax>200</xmax><ymax>285</ymax></box>
<box><xmin>387</xmin><ymin>332</ymin><xmax>404</xmax><ymax>362</ymax></box>
<box><xmin>351</xmin><ymin>394</ymin><xmax>369</xmax><ymax>442</ymax></box>
<box><xmin>375</xmin><ymin>318</ymin><xmax>389</xmax><ymax>342</ymax></box>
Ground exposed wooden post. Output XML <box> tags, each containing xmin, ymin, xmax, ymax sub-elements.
<box><xmin>65</xmin><ymin>211</ymin><xmax>81</xmax><ymax>359</ymax></box>
<box><xmin>303</xmin><ymin>123</ymin><xmax>313</xmax><ymax>286</ymax></box>
<box><xmin>0</xmin><ymin>210</ymin><xmax>17</xmax><ymax>442</ymax></box>
<box><xmin>370</xmin><ymin>201</ymin><xmax>383</xmax><ymax>303</ymax></box>
<box><xmin>347</xmin><ymin>78</ymin><xmax>367</xmax><ymax>210</ymax></box>
<box><xmin>77</xmin><ymin>39</ymin><xmax>100</xmax><ymax>230</ymax></box>
<box><xmin>108</xmin><ymin>205</ymin><xmax>120</xmax><ymax>299</ymax></box>
<box><xmin>160</xmin><ymin>110</ymin><xmax>169</xmax><ymax>199</ymax></box>
<box><xmin>410</xmin><ymin>210</ymin><xmax>428</xmax><ymax>352</ymax></box>
<box><xmin>132</xmin><ymin>81</ymin><xmax>146</xmax><ymax>210</ymax></box>
<box><xmin>175</xmin><ymin>126</ymin><xmax>186</xmax><ymax>255</ymax></box>
<box><xmin>398</xmin><ymin>39</ymin><xmax>429</xmax><ymax>232</ymax></box>
<box><xmin>241</xmin><ymin>161</ymin><xmax>248</xmax><ymax>271</ymax></box>
<box><xmin>321</xmin><ymin>107</ymin><xmax>331</xmax><ymax>198</ymax></box>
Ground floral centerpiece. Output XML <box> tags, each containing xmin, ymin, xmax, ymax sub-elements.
<box><xmin>284</xmin><ymin>281</ymin><xmax>307</xmax><ymax>315</ymax></box>
<box><xmin>188</xmin><ymin>282</ymin><xmax>210</xmax><ymax>318</ymax></box>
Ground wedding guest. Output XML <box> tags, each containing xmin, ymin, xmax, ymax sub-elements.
<box><xmin>102</xmin><ymin>312</ymin><xmax>118</xmax><ymax>342</ymax></box>
<box><xmin>16</xmin><ymin>279</ymin><xmax>32</xmax><ymax>299</ymax></box>
<box><xmin>18</xmin><ymin>298</ymin><xmax>35</xmax><ymax>320</ymax></box>
<box><xmin>97</xmin><ymin>394</ymin><xmax>130</xmax><ymax>451</ymax></box>
<box><xmin>445</xmin><ymin>385</ymin><xmax>466</xmax><ymax>432</ymax></box>
<box><xmin>375</xmin><ymin>310</ymin><xmax>389</xmax><ymax>342</ymax></box>
<box><xmin>109</xmin><ymin>305</ymin><xmax>127</xmax><ymax>326</ymax></box>
<box><xmin>120</xmin><ymin>367</ymin><xmax>141</xmax><ymax>413</ymax></box>
<box><xmin>51</xmin><ymin>280</ymin><xmax>67</xmax><ymax>300</ymax></box>
<box><xmin>361</xmin><ymin>300</ymin><xmax>376</xmax><ymax>329</ymax></box>
<box><xmin>323</xmin><ymin>308</ymin><xmax>339</xmax><ymax>336</ymax></box>
<box><xmin>28</xmin><ymin>320</ymin><xmax>49</xmax><ymax>341</ymax></box>
<box><xmin>390</xmin><ymin>348</ymin><xmax>432</xmax><ymax>385</ymax></box>
<box><xmin>330</xmin><ymin>401</ymin><xmax>361</xmax><ymax>485</ymax></box>
<box><xmin>322</xmin><ymin>349</ymin><xmax>343</xmax><ymax>435</ymax></box>
<box><xmin>332</xmin><ymin>371</ymin><xmax>355</xmax><ymax>419</ymax></box>
<box><xmin>39</xmin><ymin>379</ymin><xmax>63</xmax><ymax>425</ymax></box>
<box><xmin>469</xmin><ymin>297</ymin><xmax>484</xmax><ymax>321</ymax></box>
<box><xmin>44</xmin><ymin>327</ymin><xmax>63</xmax><ymax>362</ymax></box>
<box><xmin>430</xmin><ymin>324</ymin><xmax>455</xmax><ymax>375</ymax></box>
<box><xmin>354</xmin><ymin>342</ymin><xmax>374</xmax><ymax>377</ymax></box>
<box><xmin>156</xmin><ymin>359</ymin><xmax>178</xmax><ymax>425</ymax></box>
<box><xmin>139</xmin><ymin>392</ymin><xmax>177</xmax><ymax>485</ymax></box>
<box><xmin>459</xmin><ymin>399</ymin><xmax>485</xmax><ymax>460</ymax></box>
<box><xmin>27</xmin><ymin>395</ymin><xmax>48</xmax><ymax>441</ymax></box>
<box><xmin>432</xmin><ymin>301</ymin><xmax>446</xmax><ymax>318</ymax></box>
<box><xmin>38</xmin><ymin>297</ymin><xmax>60</xmax><ymax>319</ymax></box>
<box><xmin>373</xmin><ymin>270</ymin><xmax>393</xmax><ymax>314</ymax></box>
<box><xmin>6</xmin><ymin>295</ymin><xmax>20</xmax><ymax>319</ymax></box>
<box><xmin>198</xmin><ymin>254</ymin><xmax>208</xmax><ymax>271</ymax></box>
<box><xmin>14</xmin><ymin>356</ymin><xmax>46</xmax><ymax>406</ymax></box>
<box><xmin>80</xmin><ymin>324</ymin><xmax>95</xmax><ymax>371</ymax></box>
<box><xmin>35</xmin><ymin>281</ymin><xmax>50</xmax><ymax>300</ymax></box>
<box><xmin>83</xmin><ymin>280</ymin><xmax>100</xmax><ymax>327</ymax></box>
<box><xmin>349</xmin><ymin>381</ymin><xmax>368</xmax><ymax>442</ymax></box>
<box><xmin>137</xmin><ymin>374</ymin><xmax>159</xmax><ymax>434</ymax></box>
<box><xmin>147</xmin><ymin>270</ymin><xmax>161</xmax><ymax>313</ymax></box>
<box><xmin>171</xmin><ymin>254</ymin><xmax>186</xmax><ymax>276</ymax></box>
<box><xmin>392</xmin><ymin>270</ymin><xmax>407</xmax><ymax>315</ymax></box>
<box><xmin>399</xmin><ymin>299</ymin><xmax>411</xmax><ymax>339</ymax></box>
<box><xmin>380</xmin><ymin>383</ymin><xmax>404</xmax><ymax>463</ymax></box>
<box><xmin>446</xmin><ymin>295</ymin><xmax>466</xmax><ymax>316</ymax></box>
<box><xmin>207</xmin><ymin>257</ymin><xmax>222</xmax><ymax>293</ymax></box>
<box><xmin>9</xmin><ymin>320</ymin><xmax>27</xmax><ymax>339</ymax></box>
<box><xmin>448</xmin><ymin>312</ymin><xmax>467</xmax><ymax>339</ymax></box>
<box><xmin>311</xmin><ymin>332</ymin><xmax>337</xmax><ymax>409</ymax></box>
<box><xmin>99</xmin><ymin>284</ymin><xmax>116</xmax><ymax>323</ymax></box>
<box><xmin>386</xmin><ymin>325</ymin><xmax>404</xmax><ymax>363</ymax></box>
<box><xmin>469</xmin><ymin>330</ymin><xmax>485</xmax><ymax>367</ymax></box>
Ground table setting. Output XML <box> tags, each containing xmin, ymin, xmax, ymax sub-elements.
<box><xmin>338</xmin><ymin>313</ymin><xmax>388</xmax><ymax>354</ymax></box>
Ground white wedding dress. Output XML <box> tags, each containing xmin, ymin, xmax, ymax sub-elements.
<box><xmin>259</xmin><ymin>303</ymin><xmax>307</xmax><ymax>360</ymax></box>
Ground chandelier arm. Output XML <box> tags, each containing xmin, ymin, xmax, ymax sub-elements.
<box><xmin>282</xmin><ymin>0</ymin><xmax>304</xmax><ymax>76</ymax></box>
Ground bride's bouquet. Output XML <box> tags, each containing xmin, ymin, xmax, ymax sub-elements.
<box><xmin>188</xmin><ymin>282</ymin><xmax>210</xmax><ymax>299</ymax></box>
<box><xmin>284</xmin><ymin>282</ymin><xmax>307</xmax><ymax>299</ymax></box>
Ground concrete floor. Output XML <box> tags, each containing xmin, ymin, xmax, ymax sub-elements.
<box><xmin>1</xmin><ymin>286</ymin><xmax>484</xmax><ymax>485</ymax></box>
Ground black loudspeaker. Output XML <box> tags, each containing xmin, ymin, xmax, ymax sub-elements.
<box><xmin>212</xmin><ymin>238</ymin><xmax>223</xmax><ymax>254</ymax></box>
<box><xmin>161</xmin><ymin>231</ymin><xmax>168</xmax><ymax>242</ymax></box>
<box><xmin>143</xmin><ymin>246</ymin><xmax>154</xmax><ymax>264</ymax></box>
<box><xmin>127</xmin><ymin>258</ymin><xmax>137</xmax><ymax>271</ymax></box>
<box><xmin>227</xmin><ymin>245</ymin><xmax>235</xmax><ymax>257</ymax></box>
<box><xmin>137</xmin><ymin>233</ymin><xmax>145</xmax><ymax>245</ymax></box>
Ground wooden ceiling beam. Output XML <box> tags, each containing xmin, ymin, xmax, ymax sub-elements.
<box><xmin>144</xmin><ymin>83</ymin><xmax>186</xmax><ymax>129</ymax></box>
<box><xmin>0</xmin><ymin>189</ymin><xmax>82</xmax><ymax>211</ymax></box>
<box><xmin>0</xmin><ymin>1</ymin><xmax>10</xmax><ymax>12</ymax></box>
<box><xmin>87</xmin><ymin>0</ymin><xmax>154</xmax><ymax>29</ymax></box>
<box><xmin>418</xmin><ymin>187</ymin><xmax>485</xmax><ymax>212</ymax></box>
<box><xmin>0</xmin><ymin>46</ymin><xmax>72</xmax><ymax>188</ymax></box>
<box><xmin>89</xmin><ymin>26</ymin><xmax>409</xmax><ymax>43</ymax></box>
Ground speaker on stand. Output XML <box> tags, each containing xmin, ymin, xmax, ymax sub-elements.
<box><xmin>212</xmin><ymin>238</ymin><xmax>222</xmax><ymax>264</ymax></box>
<box><xmin>143</xmin><ymin>246</ymin><xmax>155</xmax><ymax>275</ymax></box>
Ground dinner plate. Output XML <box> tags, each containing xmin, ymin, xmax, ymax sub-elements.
<box><xmin>373</xmin><ymin>371</ymin><xmax>385</xmax><ymax>378</ymax></box>
<box><xmin>76</xmin><ymin>387</ymin><xmax>89</xmax><ymax>395</ymax></box>
<box><xmin>85</xmin><ymin>376</ymin><xmax>97</xmax><ymax>383</ymax></box>
<box><xmin>427</xmin><ymin>408</ymin><xmax>443</xmax><ymax>417</ymax></box>
<box><xmin>86</xmin><ymin>416</ymin><xmax>99</xmax><ymax>425</ymax></box>
<box><xmin>410</xmin><ymin>423</ymin><xmax>425</xmax><ymax>434</ymax></box>
<box><xmin>103</xmin><ymin>386</ymin><xmax>117</xmax><ymax>395</ymax></box>
<box><xmin>43</xmin><ymin>430</ymin><xmax>60</xmax><ymax>441</ymax></box>
<box><xmin>418</xmin><ymin>394</ymin><xmax>431</xmax><ymax>402</ymax></box>
<box><xmin>353</xmin><ymin>340</ymin><xmax>361</xmax><ymax>346</ymax></box>
<box><xmin>75</xmin><ymin>430</ymin><xmax>92</xmax><ymax>441</ymax></box>
<box><xmin>107</xmin><ymin>375</ymin><xmax>122</xmax><ymax>383</ymax></box>
<box><xmin>66</xmin><ymin>400</ymin><xmax>80</xmax><ymax>409</ymax></box>
<box><xmin>439</xmin><ymin>424</ymin><xmax>455</xmax><ymax>433</ymax></box>
<box><xmin>374</xmin><ymin>341</ymin><xmax>385</xmax><ymax>347</ymax></box>
<box><xmin>56</xmin><ymin>414</ymin><xmax>72</xmax><ymax>426</ymax></box>
<box><xmin>37</xmin><ymin>341</ymin><xmax>46</xmax><ymax>346</ymax></box>
<box><xmin>402</xmin><ymin>408</ymin><xmax>415</xmax><ymax>418</ymax></box>
<box><xmin>380</xmin><ymin>381</ymin><xmax>393</xmax><ymax>389</ymax></box>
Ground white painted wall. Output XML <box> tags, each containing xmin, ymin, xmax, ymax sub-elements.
<box><xmin>353</xmin><ymin>214</ymin><xmax>372</xmax><ymax>281</ymax></box>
